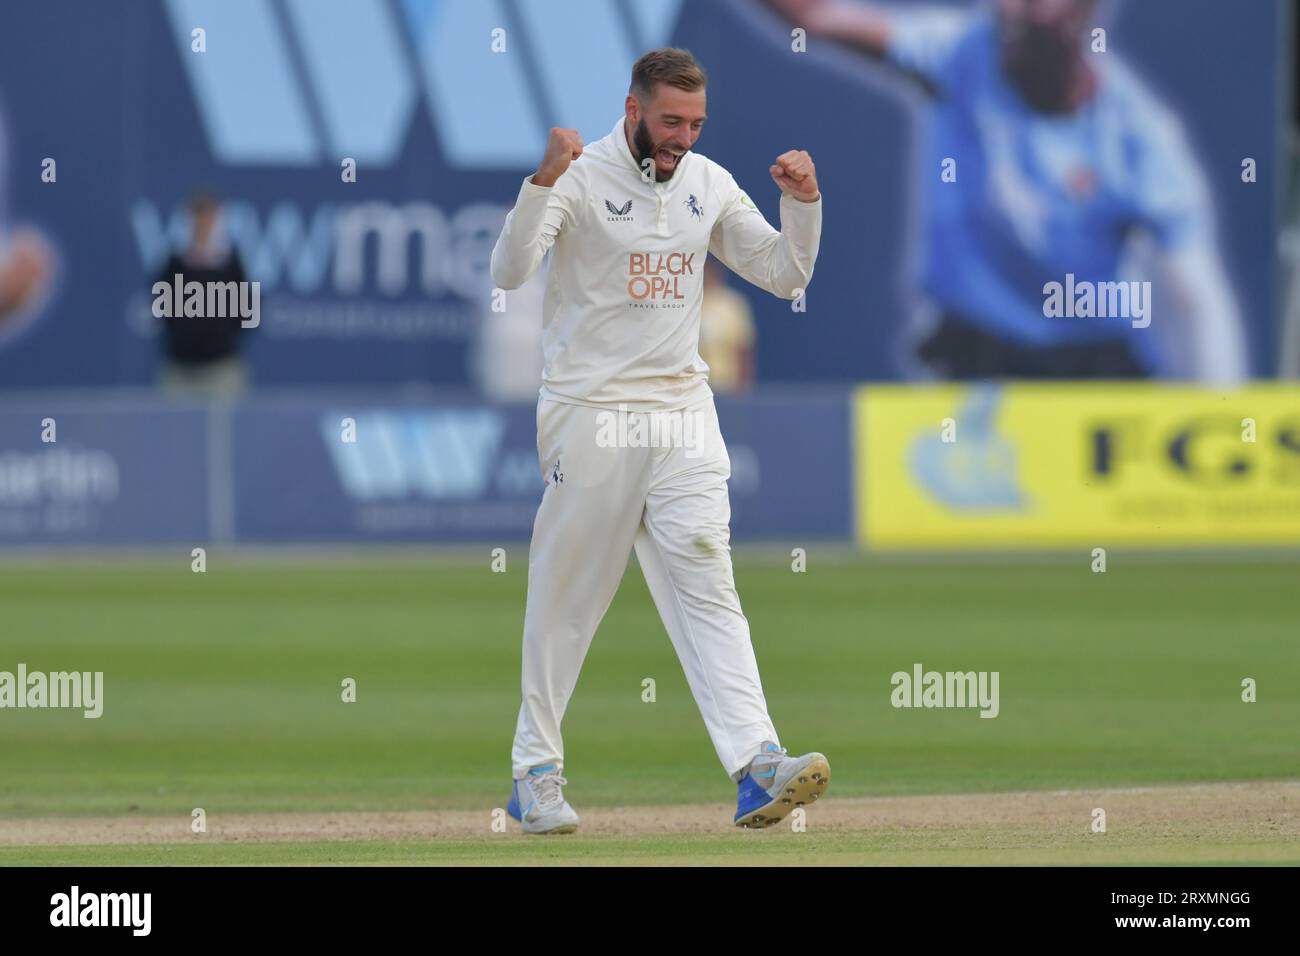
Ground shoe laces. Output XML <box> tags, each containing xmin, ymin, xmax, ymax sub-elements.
<box><xmin>525</xmin><ymin>766</ymin><xmax>568</xmax><ymax>812</ymax></box>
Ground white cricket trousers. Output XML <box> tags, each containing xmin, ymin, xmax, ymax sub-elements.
<box><xmin>511</xmin><ymin>395</ymin><xmax>779</xmax><ymax>781</ymax></box>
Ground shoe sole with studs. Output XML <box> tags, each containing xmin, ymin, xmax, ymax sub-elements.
<box><xmin>735</xmin><ymin>755</ymin><xmax>831</xmax><ymax>829</ymax></box>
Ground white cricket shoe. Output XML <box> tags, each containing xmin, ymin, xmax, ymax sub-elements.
<box><xmin>506</xmin><ymin>763</ymin><xmax>580</xmax><ymax>834</ymax></box>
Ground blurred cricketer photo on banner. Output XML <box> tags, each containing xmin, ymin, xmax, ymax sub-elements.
<box><xmin>743</xmin><ymin>0</ymin><xmax>1281</xmax><ymax>383</ymax></box>
<box><xmin>854</xmin><ymin>383</ymin><xmax>1300</xmax><ymax>548</ymax></box>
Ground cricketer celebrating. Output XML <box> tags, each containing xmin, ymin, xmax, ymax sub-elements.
<box><xmin>490</xmin><ymin>48</ymin><xmax>829</xmax><ymax>833</ymax></box>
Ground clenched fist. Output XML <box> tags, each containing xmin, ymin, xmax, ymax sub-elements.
<box><xmin>532</xmin><ymin>128</ymin><xmax>584</xmax><ymax>188</ymax></box>
<box><xmin>769</xmin><ymin>150</ymin><xmax>820</xmax><ymax>203</ymax></box>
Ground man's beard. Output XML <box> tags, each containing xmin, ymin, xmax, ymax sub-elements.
<box><xmin>633</xmin><ymin>118</ymin><xmax>685</xmax><ymax>182</ymax></box>
<box><xmin>1000</xmin><ymin>19</ymin><xmax>1092</xmax><ymax>114</ymax></box>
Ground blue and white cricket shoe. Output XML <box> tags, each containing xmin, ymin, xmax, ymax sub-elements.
<box><xmin>734</xmin><ymin>742</ymin><xmax>830</xmax><ymax>828</ymax></box>
<box><xmin>506</xmin><ymin>763</ymin><xmax>580</xmax><ymax>835</ymax></box>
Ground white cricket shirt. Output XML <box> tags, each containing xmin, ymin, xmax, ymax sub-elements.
<box><xmin>490</xmin><ymin>116</ymin><xmax>822</xmax><ymax>411</ymax></box>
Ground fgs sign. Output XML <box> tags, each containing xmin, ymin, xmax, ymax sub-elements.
<box><xmin>1091</xmin><ymin>415</ymin><xmax>1300</xmax><ymax>486</ymax></box>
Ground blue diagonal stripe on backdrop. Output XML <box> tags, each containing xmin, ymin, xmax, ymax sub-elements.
<box><xmin>624</xmin><ymin>0</ymin><xmax>685</xmax><ymax>49</ymax></box>
<box><xmin>164</xmin><ymin>0</ymin><xmax>320</xmax><ymax>163</ymax></box>
<box><xmin>401</xmin><ymin>0</ymin><xmax>544</xmax><ymax>168</ymax></box>
<box><xmin>513</xmin><ymin>0</ymin><xmax>630</xmax><ymax>144</ymax></box>
<box><xmin>283</xmin><ymin>0</ymin><xmax>417</xmax><ymax>165</ymax></box>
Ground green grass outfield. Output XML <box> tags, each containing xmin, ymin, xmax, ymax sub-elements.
<box><xmin>0</xmin><ymin>551</ymin><xmax>1296</xmax><ymax>864</ymax></box>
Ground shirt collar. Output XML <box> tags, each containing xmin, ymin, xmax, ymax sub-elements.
<box><xmin>611</xmin><ymin>115</ymin><xmax>641</xmax><ymax>175</ymax></box>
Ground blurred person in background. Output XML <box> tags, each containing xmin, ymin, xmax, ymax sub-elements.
<box><xmin>154</xmin><ymin>191</ymin><xmax>250</xmax><ymax>397</ymax></box>
<box><xmin>699</xmin><ymin>258</ymin><xmax>756</xmax><ymax>393</ymax></box>
<box><xmin>471</xmin><ymin>258</ymin><xmax>546</xmax><ymax>402</ymax></box>
<box><xmin>759</xmin><ymin>0</ymin><xmax>1249</xmax><ymax>383</ymax></box>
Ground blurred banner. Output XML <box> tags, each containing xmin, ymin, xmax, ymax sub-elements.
<box><xmin>233</xmin><ymin>392</ymin><xmax>850</xmax><ymax>542</ymax></box>
<box><xmin>0</xmin><ymin>392</ymin><xmax>852</xmax><ymax>547</ymax></box>
<box><xmin>855</xmin><ymin>384</ymin><xmax>1300</xmax><ymax>549</ymax></box>
<box><xmin>0</xmin><ymin>402</ymin><xmax>210</xmax><ymax>545</ymax></box>
<box><xmin>0</xmin><ymin>0</ymin><xmax>1284</xmax><ymax>390</ymax></box>
<box><xmin>9</xmin><ymin>383</ymin><xmax>1300</xmax><ymax>550</ymax></box>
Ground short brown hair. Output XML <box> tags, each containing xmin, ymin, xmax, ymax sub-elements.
<box><xmin>630</xmin><ymin>48</ymin><xmax>707</xmax><ymax>102</ymax></box>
